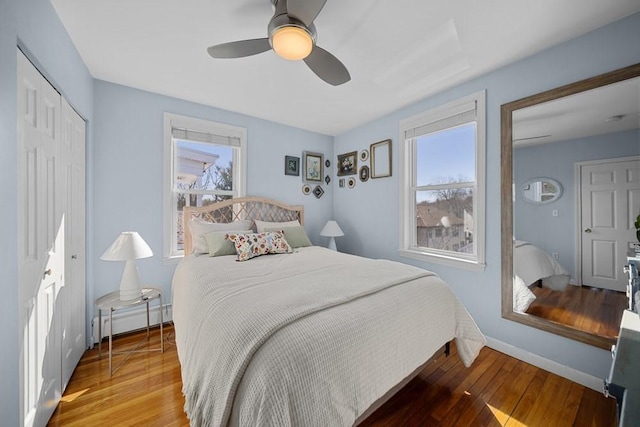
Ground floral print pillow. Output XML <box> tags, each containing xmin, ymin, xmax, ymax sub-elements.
<box><xmin>226</xmin><ymin>231</ymin><xmax>292</xmax><ymax>261</ymax></box>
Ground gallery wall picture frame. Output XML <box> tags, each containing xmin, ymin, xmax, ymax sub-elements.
<box><xmin>313</xmin><ymin>185</ymin><xmax>325</xmax><ymax>199</ymax></box>
<box><xmin>370</xmin><ymin>139</ymin><xmax>392</xmax><ymax>179</ymax></box>
<box><xmin>347</xmin><ymin>177</ymin><xmax>356</xmax><ymax>188</ymax></box>
<box><xmin>302</xmin><ymin>184</ymin><xmax>312</xmax><ymax>195</ymax></box>
<box><xmin>337</xmin><ymin>151</ymin><xmax>357</xmax><ymax>176</ymax></box>
<box><xmin>359</xmin><ymin>165</ymin><xmax>370</xmax><ymax>182</ymax></box>
<box><xmin>302</xmin><ymin>151</ymin><xmax>324</xmax><ymax>183</ymax></box>
<box><xmin>339</xmin><ymin>179</ymin><xmax>345</xmax><ymax>188</ymax></box>
<box><xmin>360</xmin><ymin>149</ymin><xmax>369</xmax><ymax>162</ymax></box>
<box><xmin>284</xmin><ymin>155</ymin><xmax>300</xmax><ymax>176</ymax></box>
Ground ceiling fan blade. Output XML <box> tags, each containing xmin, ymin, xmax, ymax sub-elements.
<box><xmin>207</xmin><ymin>38</ymin><xmax>271</xmax><ymax>59</ymax></box>
<box><xmin>303</xmin><ymin>45</ymin><xmax>350</xmax><ymax>86</ymax></box>
<box><xmin>287</xmin><ymin>0</ymin><xmax>327</xmax><ymax>26</ymax></box>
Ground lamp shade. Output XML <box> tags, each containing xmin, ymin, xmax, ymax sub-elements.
<box><xmin>321</xmin><ymin>220</ymin><xmax>344</xmax><ymax>252</ymax></box>
<box><xmin>101</xmin><ymin>231</ymin><xmax>153</xmax><ymax>261</ymax></box>
<box><xmin>101</xmin><ymin>232</ymin><xmax>153</xmax><ymax>300</ymax></box>
<box><xmin>320</xmin><ymin>220</ymin><xmax>344</xmax><ymax>237</ymax></box>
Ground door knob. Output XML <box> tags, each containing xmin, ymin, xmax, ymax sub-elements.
<box><xmin>43</xmin><ymin>269</ymin><xmax>52</xmax><ymax>277</ymax></box>
<box><xmin>71</xmin><ymin>255</ymin><xmax>77</xmax><ymax>259</ymax></box>
<box><xmin>584</xmin><ymin>228</ymin><xmax>592</xmax><ymax>233</ymax></box>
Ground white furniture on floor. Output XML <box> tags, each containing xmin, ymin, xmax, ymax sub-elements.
<box><xmin>96</xmin><ymin>287</ymin><xmax>164</xmax><ymax>376</ymax></box>
<box><xmin>607</xmin><ymin>309</ymin><xmax>640</xmax><ymax>426</ymax></box>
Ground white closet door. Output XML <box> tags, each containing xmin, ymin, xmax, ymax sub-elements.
<box><xmin>60</xmin><ymin>98</ymin><xmax>86</xmax><ymax>391</ymax></box>
<box><xmin>17</xmin><ymin>50</ymin><xmax>63</xmax><ymax>427</ymax></box>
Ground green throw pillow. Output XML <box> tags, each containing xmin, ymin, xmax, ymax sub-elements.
<box><xmin>204</xmin><ymin>231</ymin><xmax>241</xmax><ymax>257</ymax></box>
<box><xmin>265</xmin><ymin>226</ymin><xmax>313</xmax><ymax>248</ymax></box>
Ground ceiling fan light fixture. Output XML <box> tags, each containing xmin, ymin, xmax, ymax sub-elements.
<box><xmin>271</xmin><ymin>25</ymin><xmax>313</xmax><ymax>61</ymax></box>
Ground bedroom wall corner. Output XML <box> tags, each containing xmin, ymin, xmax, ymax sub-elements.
<box><xmin>92</xmin><ymin>80</ymin><xmax>334</xmax><ymax>323</ymax></box>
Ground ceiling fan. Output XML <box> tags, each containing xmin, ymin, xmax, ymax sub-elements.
<box><xmin>207</xmin><ymin>0</ymin><xmax>351</xmax><ymax>86</ymax></box>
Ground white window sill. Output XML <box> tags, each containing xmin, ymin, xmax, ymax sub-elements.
<box><xmin>398</xmin><ymin>249</ymin><xmax>486</xmax><ymax>272</ymax></box>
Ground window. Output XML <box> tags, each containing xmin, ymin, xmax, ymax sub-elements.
<box><xmin>163</xmin><ymin>113</ymin><xmax>246</xmax><ymax>260</ymax></box>
<box><xmin>398</xmin><ymin>91</ymin><xmax>486</xmax><ymax>270</ymax></box>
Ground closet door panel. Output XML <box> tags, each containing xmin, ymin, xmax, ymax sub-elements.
<box><xmin>61</xmin><ymin>99</ymin><xmax>86</xmax><ymax>390</ymax></box>
<box><xmin>17</xmin><ymin>50</ymin><xmax>62</xmax><ymax>427</ymax></box>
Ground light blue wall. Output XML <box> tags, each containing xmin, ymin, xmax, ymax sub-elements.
<box><xmin>92</xmin><ymin>80</ymin><xmax>334</xmax><ymax>309</ymax></box>
<box><xmin>333</xmin><ymin>13</ymin><xmax>640</xmax><ymax>379</ymax></box>
<box><xmin>2</xmin><ymin>1</ymin><xmax>640</xmax><ymax>423</ymax></box>
<box><xmin>0</xmin><ymin>0</ymin><xmax>94</xmax><ymax>424</ymax></box>
<box><xmin>514</xmin><ymin>129</ymin><xmax>640</xmax><ymax>279</ymax></box>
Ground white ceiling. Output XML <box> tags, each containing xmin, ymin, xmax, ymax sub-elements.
<box><xmin>50</xmin><ymin>0</ymin><xmax>640</xmax><ymax>136</ymax></box>
<box><xmin>513</xmin><ymin>76</ymin><xmax>640</xmax><ymax>147</ymax></box>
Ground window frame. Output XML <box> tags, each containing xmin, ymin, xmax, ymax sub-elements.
<box><xmin>162</xmin><ymin>113</ymin><xmax>247</xmax><ymax>262</ymax></box>
<box><xmin>398</xmin><ymin>90</ymin><xmax>486</xmax><ymax>271</ymax></box>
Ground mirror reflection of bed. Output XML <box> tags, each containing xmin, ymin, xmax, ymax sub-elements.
<box><xmin>506</xmin><ymin>70</ymin><xmax>640</xmax><ymax>345</ymax></box>
<box><xmin>512</xmin><ymin>240</ymin><xmax>627</xmax><ymax>339</ymax></box>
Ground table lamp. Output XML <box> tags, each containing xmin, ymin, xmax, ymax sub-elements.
<box><xmin>320</xmin><ymin>220</ymin><xmax>344</xmax><ymax>251</ymax></box>
<box><xmin>101</xmin><ymin>231</ymin><xmax>153</xmax><ymax>300</ymax></box>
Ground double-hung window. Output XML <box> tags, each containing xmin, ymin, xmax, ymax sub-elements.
<box><xmin>163</xmin><ymin>113</ymin><xmax>247</xmax><ymax>260</ymax></box>
<box><xmin>399</xmin><ymin>90</ymin><xmax>486</xmax><ymax>270</ymax></box>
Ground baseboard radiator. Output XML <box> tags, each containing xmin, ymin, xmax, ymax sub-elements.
<box><xmin>92</xmin><ymin>303</ymin><xmax>172</xmax><ymax>346</ymax></box>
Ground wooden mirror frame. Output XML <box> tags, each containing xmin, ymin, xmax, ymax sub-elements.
<box><xmin>501</xmin><ymin>63</ymin><xmax>640</xmax><ymax>350</ymax></box>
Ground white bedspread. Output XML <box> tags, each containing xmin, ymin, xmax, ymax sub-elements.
<box><xmin>514</xmin><ymin>240</ymin><xmax>569</xmax><ymax>287</ymax></box>
<box><xmin>172</xmin><ymin>246</ymin><xmax>485</xmax><ymax>427</ymax></box>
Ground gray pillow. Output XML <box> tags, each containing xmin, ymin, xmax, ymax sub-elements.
<box><xmin>204</xmin><ymin>231</ymin><xmax>243</xmax><ymax>257</ymax></box>
<box><xmin>188</xmin><ymin>219</ymin><xmax>252</xmax><ymax>254</ymax></box>
<box><xmin>264</xmin><ymin>226</ymin><xmax>312</xmax><ymax>248</ymax></box>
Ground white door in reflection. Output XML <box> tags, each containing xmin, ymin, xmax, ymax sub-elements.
<box><xmin>580</xmin><ymin>157</ymin><xmax>640</xmax><ymax>292</ymax></box>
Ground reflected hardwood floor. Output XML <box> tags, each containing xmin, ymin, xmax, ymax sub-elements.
<box><xmin>48</xmin><ymin>325</ymin><xmax>616</xmax><ymax>426</ymax></box>
<box><xmin>526</xmin><ymin>284</ymin><xmax>627</xmax><ymax>339</ymax></box>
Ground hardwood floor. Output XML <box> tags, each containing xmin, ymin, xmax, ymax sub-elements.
<box><xmin>526</xmin><ymin>284</ymin><xmax>627</xmax><ymax>339</ymax></box>
<box><xmin>48</xmin><ymin>325</ymin><xmax>616</xmax><ymax>426</ymax></box>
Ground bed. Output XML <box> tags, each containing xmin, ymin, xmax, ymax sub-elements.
<box><xmin>512</xmin><ymin>240</ymin><xmax>571</xmax><ymax>312</ymax></box>
<box><xmin>172</xmin><ymin>197</ymin><xmax>486</xmax><ymax>426</ymax></box>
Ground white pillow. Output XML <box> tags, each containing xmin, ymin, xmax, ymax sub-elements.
<box><xmin>188</xmin><ymin>219</ymin><xmax>252</xmax><ymax>254</ymax></box>
<box><xmin>513</xmin><ymin>275</ymin><xmax>536</xmax><ymax>313</ymax></box>
<box><xmin>254</xmin><ymin>219</ymin><xmax>300</xmax><ymax>233</ymax></box>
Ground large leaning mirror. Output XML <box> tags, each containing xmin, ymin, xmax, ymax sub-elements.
<box><xmin>501</xmin><ymin>63</ymin><xmax>640</xmax><ymax>349</ymax></box>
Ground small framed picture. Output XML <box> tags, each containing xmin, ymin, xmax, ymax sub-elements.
<box><xmin>302</xmin><ymin>184</ymin><xmax>311</xmax><ymax>195</ymax></box>
<box><xmin>339</xmin><ymin>178</ymin><xmax>345</xmax><ymax>188</ymax></box>
<box><xmin>359</xmin><ymin>165</ymin><xmax>370</xmax><ymax>182</ymax></box>
<box><xmin>337</xmin><ymin>151</ymin><xmax>357</xmax><ymax>176</ymax></box>
<box><xmin>348</xmin><ymin>177</ymin><xmax>356</xmax><ymax>188</ymax></box>
<box><xmin>313</xmin><ymin>185</ymin><xmax>325</xmax><ymax>199</ymax></box>
<box><xmin>303</xmin><ymin>151</ymin><xmax>324</xmax><ymax>183</ymax></box>
<box><xmin>285</xmin><ymin>155</ymin><xmax>300</xmax><ymax>176</ymax></box>
<box><xmin>371</xmin><ymin>139</ymin><xmax>392</xmax><ymax>179</ymax></box>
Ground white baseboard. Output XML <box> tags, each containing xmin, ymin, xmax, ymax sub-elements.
<box><xmin>485</xmin><ymin>336</ymin><xmax>604</xmax><ymax>392</ymax></box>
<box><xmin>92</xmin><ymin>303</ymin><xmax>173</xmax><ymax>345</ymax></box>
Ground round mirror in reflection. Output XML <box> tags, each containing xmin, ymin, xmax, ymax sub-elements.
<box><xmin>522</xmin><ymin>177</ymin><xmax>562</xmax><ymax>204</ymax></box>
